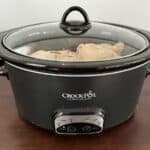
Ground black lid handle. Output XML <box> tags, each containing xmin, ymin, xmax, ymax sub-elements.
<box><xmin>60</xmin><ymin>6</ymin><xmax>91</xmax><ymax>35</ymax></box>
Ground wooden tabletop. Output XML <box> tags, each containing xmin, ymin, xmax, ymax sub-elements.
<box><xmin>0</xmin><ymin>77</ymin><xmax>150</xmax><ymax>150</ymax></box>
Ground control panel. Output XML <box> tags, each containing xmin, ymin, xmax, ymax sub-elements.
<box><xmin>54</xmin><ymin>109</ymin><xmax>104</xmax><ymax>135</ymax></box>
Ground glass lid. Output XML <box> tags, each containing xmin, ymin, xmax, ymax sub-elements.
<box><xmin>2</xmin><ymin>6</ymin><xmax>149</xmax><ymax>64</ymax></box>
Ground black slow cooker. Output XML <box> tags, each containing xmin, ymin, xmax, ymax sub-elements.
<box><xmin>0</xmin><ymin>6</ymin><xmax>150</xmax><ymax>135</ymax></box>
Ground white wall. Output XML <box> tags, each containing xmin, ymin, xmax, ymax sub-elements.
<box><xmin>0</xmin><ymin>0</ymin><xmax>150</xmax><ymax>31</ymax></box>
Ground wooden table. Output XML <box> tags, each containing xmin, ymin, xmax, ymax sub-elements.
<box><xmin>0</xmin><ymin>77</ymin><xmax>150</xmax><ymax>150</ymax></box>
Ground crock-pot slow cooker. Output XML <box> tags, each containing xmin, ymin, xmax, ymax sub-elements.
<box><xmin>0</xmin><ymin>6</ymin><xmax>150</xmax><ymax>135</ymax></box>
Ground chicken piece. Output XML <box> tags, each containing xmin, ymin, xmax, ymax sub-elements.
<box><xmin>112</xmin><ymin>42</ymin><xmax>124</xmax><ymax>55</ymax></box>
<box><xmin>98</xmin><ymin>43</ymin><xmax>114</xmax><ymax>49</ymax></box>
<box><xmin>97</xmin><ymin>42</ymin><xmax>124</xmax><ymax>55</ymax></box>
<box><xmin>77</xmin><ymin>47</ymin><xmax>119</xmax><ymax>61</ymax></box>
<box><xmin>30</xmin><ymin>50</ymin><xmax>57</xmax><ymax>60</ymax></box>
<box><xmin>56</xmin><ymin>50</ymin><xmax>77</xmax><ymax>61</ymax></box>
<box><xmin>77</xmin><ymin>43</ymin><xmax>121</xmax><ymax>61</ymax></box>
<box><xmin>31</xmin><ymin>50</ymin><xmax>77</xmax><ymax>61</ymax></box>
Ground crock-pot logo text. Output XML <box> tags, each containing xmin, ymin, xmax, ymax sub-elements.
<box><xmin>61</xmin><ymin>90</ymin><xmax>96</xmax><ymax>100</ymax></box>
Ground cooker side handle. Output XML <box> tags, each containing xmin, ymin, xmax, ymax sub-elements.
<box><xmin>146</xmin><ymin>63</ymin><xmax>150</xmax><ymax>77</ymax></box>
<box><xmin>0</xmin><ymin>31</ymin><xmax>9</xmax><ymax>77</ymax></box>
<box><xmin>0</xmin><ymin>58</ymin><xmax>7</xmax><ymax>76</ymax></box>
<box><xmin>140</xmin><ymin>30</ymin><xmax>150</xmax><ymax>77</ymax></box>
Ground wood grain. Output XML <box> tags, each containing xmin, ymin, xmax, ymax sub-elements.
<box><xmin>0</xmin><ymin>76</ymin><xmax>150</xmax><ymax>150</ymax></box>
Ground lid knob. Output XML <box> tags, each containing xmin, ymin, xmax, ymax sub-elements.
<box><xmin>60</xmin><ymin>6</ymin><xmax>91</xmax><ymax>35</ymax></box>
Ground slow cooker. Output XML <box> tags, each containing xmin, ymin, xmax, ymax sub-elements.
<box><xmin>0</xmin><ymin>6</ymin><xmax>150</xmax><ymax>135</ymax></box>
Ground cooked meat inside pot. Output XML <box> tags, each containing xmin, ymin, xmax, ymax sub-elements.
<box><xmin>30</xmin><ymin>42</ymin><xmax>124</xmax><ymax>61</ymax></box>
<box><xmin>30</xmin><ymin>50</ymin><xmax>77</xmax><ymax>61</ymax></box>
<box><xmin>30</xmin><ymin>50</ymin><xmax>57</xmax><ymax>60</ymax></box>
<box><xmin>55</xmin><ymin>50</ymin><xmax>77</xmax><ymax>61</ymax></box>
<box><xmin>76</xmin><ymin>42</ymin><xmax>124</xmax><ymax>61</ymax></box>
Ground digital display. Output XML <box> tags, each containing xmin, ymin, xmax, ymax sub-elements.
<box><xmin>56</xmin><ymin>123</ymin><xmax>101</xmax><ymax>134</ymax></box>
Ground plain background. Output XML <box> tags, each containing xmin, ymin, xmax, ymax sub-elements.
<box><xmin>0</xmin><ymin>0</ymin><xmax>150</xmax><ymax>31</ymax></box>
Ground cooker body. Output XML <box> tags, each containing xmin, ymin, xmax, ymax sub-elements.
<box><xmin>5</xmin><ymin>62</ymin><xmax>147</xmax><ymax>132</ymax></box>
<box><xmin>0</xmin><ymin>6</ymin><xmax>149</xmax><ymax>135</ymax></box>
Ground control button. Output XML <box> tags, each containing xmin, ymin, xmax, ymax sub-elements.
<box><xmin>67</xmin><ymin>126</ymin><xmax>76</xmax><ymax>133</ymax></box>
<box><xmin>61</xmin><ymin>126</ymin><xmax>66</xmax><ymax>131</ymax></box>
<box><xmin>57</xmin><ymin>126</ymin><xmax>67</xmax><ymax>133</ymax></box>
<box><xmin>92</xmin><ymin>126</ymin><xmax>99</xmax><ymax>131</ymax></box>
<box><xmin>82</xmin><ymin>125</ymin><xmax>91</xmax><ymax>132</ymax></box>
